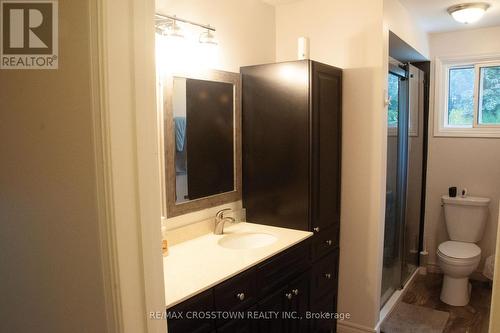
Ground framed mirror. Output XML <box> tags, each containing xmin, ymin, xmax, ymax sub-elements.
<box><xmin>161</xmin><ymin>70</ymin><xmax>241</xmax><ymax>218</ymax></box>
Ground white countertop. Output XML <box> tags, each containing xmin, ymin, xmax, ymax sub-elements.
<box><xmin>163</xmin><ymin>222</ymin><xmax>313</xmax><ymax>308</ymax></box>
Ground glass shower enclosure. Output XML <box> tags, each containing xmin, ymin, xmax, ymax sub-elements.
<box><xmin>381</xmin><ymin>62</ymin><xmax>424</xmax><ymax>307</ymax></box>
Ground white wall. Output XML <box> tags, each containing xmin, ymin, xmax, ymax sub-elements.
<box><xmin>276</xmin><ymin>1</ymin><xmax>387</xmax><ymax>330</ymax></box>
<box><xmin>425</xmin><ymin>26</ymin><xmax>500</xmax><ymax>271</ymax></box>
<box><xmin>383</xmin><ymin>0</ymin><xmax>429</xmax><ymax>59</ymax></box>
<box><xmin>0</xmin><ymin>1</ymin><xmax>108</xmax><ymax>331</ymax></box>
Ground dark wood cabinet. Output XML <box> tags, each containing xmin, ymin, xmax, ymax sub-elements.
<box><xmin>242</xmin><ymin>60</ymin><xmax>342</xmax><ymax>333</ymax></box>
<box><xmin>241</xmin><ymin>60</ymin><xmax>342</xmax><ymax>235</ymax></box>
<box><xmin>166</xmin><ymin>290</ymin><xmax>215</xmax><ymax>333</ymax></box>
<box><xmin>311</xmin><ymin>62</ymin><xmax>342</xmax><ymax>233</ymax></box>
<box><xmin>258</xmin><ymin>283</ymin><xmax>288</xmax><ymax>332</ymax></box>
<box><xmin>288</xmin><ymin>271</ymin><xmax>310</xmax><ymax>333</ymax></box>
<box><xmin>167</xmin><ymin>241</ymin><xmax>312</xmax><ymax>333</ymax></box>
<box><xmin>217</xmin><ymin>305</ymin><xmax>258</xmax><ymax>333</ymax></box>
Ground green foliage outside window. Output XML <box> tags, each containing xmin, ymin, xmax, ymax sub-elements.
<box><xmin>388</xmin><ymin>74</ymin><xmax>399</xmax><ymax>128</ymax></box>
<box><xmin>448</xmin><ymin>67</ymin><xmax>474</xmax><ymax>126</ymax></box>
<box><xmin>447</xmin><ymin>65</ymin><xmax>500</xmax><ymax>126</ymax></box>
<box><xmin>479</xmin><ymin>66</ymin><xmax>500</xmax><ymax>124</ymax></box>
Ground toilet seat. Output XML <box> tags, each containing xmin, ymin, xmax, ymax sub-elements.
<box><xmin>438</xmin><ymin>241</ymin><xmax>481</xmax><ymax>261</ymax></box>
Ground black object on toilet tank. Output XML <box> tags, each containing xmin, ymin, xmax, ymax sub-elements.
<box><xmin>449</xmin><ymin>187</ymin><xmax>457</xmax><ymax>197</ymax></box>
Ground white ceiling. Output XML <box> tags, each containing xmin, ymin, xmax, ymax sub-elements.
<box><xmin>399</xmin><ymin>0</ymin><xmax>500</xmax><ymax>33</ymax></box>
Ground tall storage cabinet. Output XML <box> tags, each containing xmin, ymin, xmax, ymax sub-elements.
<box><xmin>242</xmin><ymin>60</ymin><xmax>342</xmax><ymax>332</ymax></box>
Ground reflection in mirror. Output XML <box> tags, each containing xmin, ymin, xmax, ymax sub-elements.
<box><xmin>173</xmin><ymin>77</ymin><xmax>235</xmax><ymax>203</ymax></box>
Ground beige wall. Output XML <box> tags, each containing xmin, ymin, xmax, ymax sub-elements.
<box><xmin>276</xmin><ymin>1</ymin><xmax>387</xmax><ymax>330</ymax></box>
<box><xmin>425</xmin><ymin>27</ymin><xmax>500</xmax><ymax>273</ymax></box>
<box><xmin>156</xmin><ymin>0</ymin><xmax>276</xmax><ymax>231</ymax></box>
<box><xmin>383</xmin><ymin>0</ymin><xmax>429</xmax><ymax>58</ymax></box>
<box><xmin>0</xmin><ymin>1</ymin><xmax>107</xmax><ymax>332</ymax></box>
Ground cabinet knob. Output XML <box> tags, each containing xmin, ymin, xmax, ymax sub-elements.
<box><xmin>324</xmin><ymin>273</ymin><xmax>332</xmax><ymax>280</ymax></box>
<box><xmin>236</xmin><ymin>293</ymin><xmax>245</xmax><ymax>301</ymax></box>
<box><xmin>325</xmin><ymin>240</ymin><xmax>332</xmax><ymax>246</ymax></box>
<box><xmin>313</xmin><ymin>227</ymin><xmax>320</xmax><ymax>232</ymax></box>
<box><xmin>292</xmin><ymin>289</ymin><xmax>299</xmax><ymax>296</ymax></box>
<box><xmin>285</xmin><ymin>292</ymin><xmax>293</xmax><ymax>300</ymax></box>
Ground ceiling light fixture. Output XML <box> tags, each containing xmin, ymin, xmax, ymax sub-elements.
<box><xmin>447</xmin><ymin>3</ymin><xmax>490</xmax><ymax>24</ymax></box>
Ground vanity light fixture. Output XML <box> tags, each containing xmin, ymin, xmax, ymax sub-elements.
<box><xmin>155</xmin><ymin>14</ymin><xmax>216</xmax><ymax>43</ymax></box>
<box><xmin>447</xmin><ymin>3</ymin><xmax>490</xmax><ymax>24</ymax></box>
<box><xmin>199</xmin><ymin>28</ymin><xmax>218</xmax><ymax>45</ymax></box>
<box><xmin>155</xmin><ymin>16</ymin><xmax>184</xmax><ymax>38</ymax></box>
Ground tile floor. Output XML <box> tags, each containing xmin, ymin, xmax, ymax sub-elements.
<box><xmin>401</xmin><ymin>272</ymin><xmax>492</xmax><ymax>333</ymax></box>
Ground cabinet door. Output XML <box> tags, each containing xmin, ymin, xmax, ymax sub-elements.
<box><xmin>167</xmin><ymin>290</ymin><xmax>215</xmax><ymax>333</ymax></box>
<box><xmin>241</xmin><ymin>61</ymin><xmax>310</xmax><ymax>231</ymax></box>
<box><xmin>288</xmin><ymin>271</ymin><xmax>310</xmax><ymax>333</ymax></box>
<box><xmin>216</xmin><ymin>305</ymin><xmax>258</xmax><ymax>333</ymax></box>
<box><xmin>310</xmin><ymin>291</ymin><xmax>336</xmax><ymax>333</ymax></box>
<box><xmin>311</xmin><ymin>61</ymin><xmax>342</xmax><ymax>233</ymax></box>
<box><xmin>258</xmin><ymin>285</ymin><xmax>288</xmax><ymax>333</ymax></box>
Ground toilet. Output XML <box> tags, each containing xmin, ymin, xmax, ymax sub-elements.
<box><xmin>437</xmin><ymin>195</ymin><xmax>490</xmax><ymax>306</ymax></box>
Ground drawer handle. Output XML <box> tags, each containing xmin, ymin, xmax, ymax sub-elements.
<box><xmin>313</xmin><ymin>227</ymin><xmax>320</xmax><ymax>233</ymax></box>
<box><xmin>325</xmin><ymin>240</ymin><xmax>332</xmax><ymax>246</ymax></box>
<box><xmin>292</xmin><ymin>289</ymin><xmax>299</xmax><ymax>296</ymax></box>
<box><xmin>324</xmin><ymin>273</ymin><xmax>332</xmax><ymax>280</ymax></box>
<box><xmin>236</xmin><ymin>293</ymin><xmax>245</xmax><ymax>301</ymax></box>
<box><xmin>285</xmin><ymin>292</ymin><xmax>293</xmax><ymax>300</ymax></box>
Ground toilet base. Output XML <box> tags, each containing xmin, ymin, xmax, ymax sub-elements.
<box><xmin>440</xmin><ymin>275</ymin><xmax>471</xmax><ymax>306</ymax></box>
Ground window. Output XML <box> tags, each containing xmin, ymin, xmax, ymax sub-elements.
<box><xmin>388</xmin><ymin>73</ymin><xmax>399</xmax><ymax>128</ymax></box>
<box><xmin>435</xmin><ymin>55</ymin><xmax>500</xmax><ymax>137</ymax></box>
<box><xmin>478</xmin><ymin>65</ymin><xmax>500</xmax><ymax>125</ymax></box>
<box><xmin>447</xmin><ymin>67</ymin><xmax>474</xmax><ymax>127</ymax></box>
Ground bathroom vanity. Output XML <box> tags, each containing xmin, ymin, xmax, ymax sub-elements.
<box><xmin>164</xmin><ymin>222</ymin><xmax>339</xmax><ymax>333</ymax></box>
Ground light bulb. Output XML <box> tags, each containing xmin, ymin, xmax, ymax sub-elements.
<box><xmin>199</xmin><ymin>29</ymin><xmax>218</xmax><ymax>45</ymax></box>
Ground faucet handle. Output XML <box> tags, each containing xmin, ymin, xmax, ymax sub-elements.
<box><xmin>216</xmin><ymin>208</ymin><xmax>233</xmax><ymax>220</ymax></box>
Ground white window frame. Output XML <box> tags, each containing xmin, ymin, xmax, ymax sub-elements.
<box><xmin>434</xmin><ymin>54</ymin><xmax>500</xmax><ymax>137</ymax></box>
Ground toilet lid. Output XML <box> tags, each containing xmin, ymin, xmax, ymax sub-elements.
<box><xmin>438</xmin><ymin>241</ymin><xmax>481</xmax><ymax>259</ymax></box>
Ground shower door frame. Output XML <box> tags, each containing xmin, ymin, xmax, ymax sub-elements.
<box><xmin>381</xmin><ymin>62</ymin><xmax>410</xmax><ymax>307</ymax></box>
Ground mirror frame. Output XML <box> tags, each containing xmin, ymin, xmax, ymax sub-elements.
<box><xmin>161</xmin><ymin>70</ymin><xmax>242</xmax><ymax>218</ymax></box>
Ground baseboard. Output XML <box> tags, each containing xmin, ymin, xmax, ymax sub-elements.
<box><xmin>337</xmin><ymin>321</ymin><xmax>378</xmax><ymax>333</ymax></box>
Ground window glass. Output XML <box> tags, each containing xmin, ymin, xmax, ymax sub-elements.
<box><xmin>447</xmin><ymin>67</ymin><xmax>474</xmax><ymax>127</ymax></box>
<box><xmin>388</xmin><ymin>73</ymin><xmax>399</xmax><ymax>128</ymax></box>
<box><xmin>479</xmin><ymin>66</ymin><xmax>500</xmax><ymax>125</ymax></box>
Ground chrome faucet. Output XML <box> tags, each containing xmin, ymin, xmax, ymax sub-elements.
<box><xmin>214</xmin><ymin>208</ymin><xmax>235</xmax><ymax>235</ymax></box>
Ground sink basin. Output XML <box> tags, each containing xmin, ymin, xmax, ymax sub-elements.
<box><xmin>218</xmin><ymin>232</ymin><xmax>277</xmax><ymax>250</ymax></box>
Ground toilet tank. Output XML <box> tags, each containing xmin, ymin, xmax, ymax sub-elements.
<box><xmin>442</xmin><ymin>195</ymin><xmax>490</xmax><ymax>242</ymax></box>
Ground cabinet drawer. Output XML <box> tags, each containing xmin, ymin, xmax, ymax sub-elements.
<box><xmin>214</xmin><ymin>269</ymin><xmax>257</xmax><ymax>313</ymax></box>
<box><xmin>310</xmin><ymin>249</ymin><xmax>338</xmax><ymax>301</ymax></box>
<box><xmin>167</xmin><ymin>289</ymin><xmax>215</xmax><ymax>333</ymax></box>
<box><xmin>311</xmin><ymin>225</ymin><xmax>339</xmax><ymax>261</ymax></box>
<box><xmin>256</xmin><ymin>241</ymin><xmax>311</xmax><ymax>297</ymax></box>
